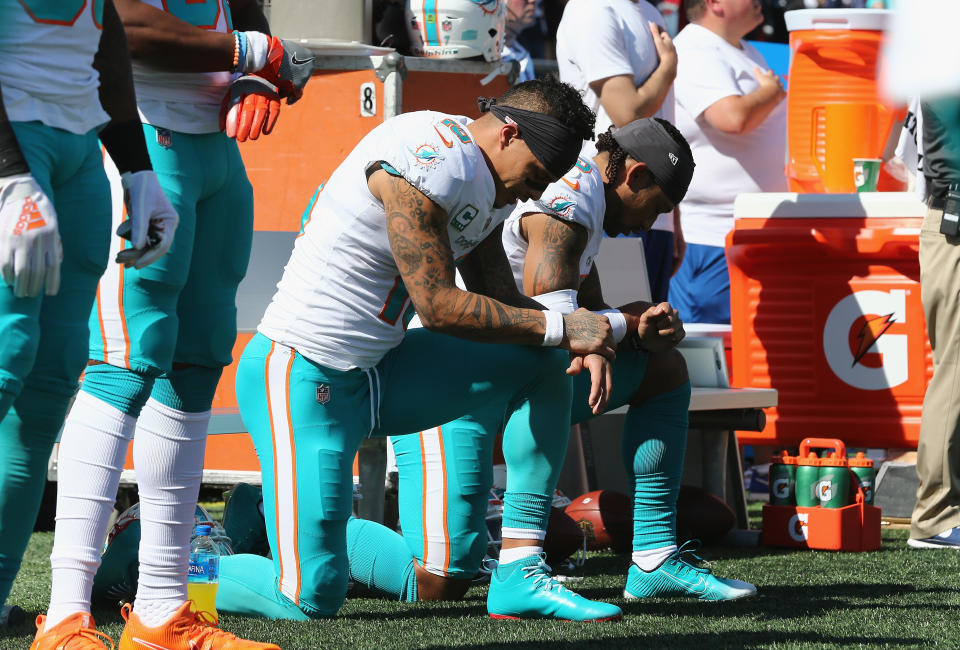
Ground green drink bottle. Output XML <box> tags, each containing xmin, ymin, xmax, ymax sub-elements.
<box><xmin>769</xmin><ymin>451</ymin><xmax>797</xmax><ymax>506</ymax></box>
<box><xmin>849</xmin><ymin>452</ymin><xmax>875</xmax><ymax>505</ymax></box>
<box><xmin>795</xmin><ymin>453</ymin><xmax>821</xmax><ymax>507</ymax></box>
<box><xmin>818</xmin><ymin>453</ymin><xmax>850</xmax><ymax>508</ymax></box>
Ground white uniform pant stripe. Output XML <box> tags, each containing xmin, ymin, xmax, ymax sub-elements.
<box><xmin>95</xmin><ymin>147</ymin><xmax>131</xmax><ymax>368</ymax></box>
<box><xmin>266</xmin><ymin>343</ymin><xmax>300</xmax><ymax>603</ymax></box>
<box><xmin>420</xmin><ymin>427</ymin><xmax>449</xmax><ymax>576</ymax></box>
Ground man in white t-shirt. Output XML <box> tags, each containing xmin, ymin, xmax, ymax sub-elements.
<box><xmin>556</xmin><ymin>0</ymin><xmax>682</xmax><ymax>303</ymax></box>
<box><xmin>668</xmin><ymin>0</ymin><xmax>786</xmax><ymax>324</ymax></box>
<box><xmin>502</xmin><ymin>0</ymin><xmax>537</xmax><ymax>84</ymax></box>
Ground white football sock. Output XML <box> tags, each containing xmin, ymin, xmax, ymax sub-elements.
<box><xmin>498</xmin><ymin>543</ymin><xmax>543</xmax><ymax>565</ymax></box>
<box><xmin>132</xmin><ymin>398</ymin><xmax>210</xmax><ymax>628</ymax></box>
<box><xmin>46</xmin><ymin>391</ymin><xmax>136</xmax><ymax>630</ymax></box>
<box><xmin>632</xmin><ymin>544</ymin><xmax>677</xmax><ymax>572</ymax></box>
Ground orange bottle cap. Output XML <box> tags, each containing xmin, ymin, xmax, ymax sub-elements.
<box><xmin>797</xmin><ymin>452</ymin><xmax>820</xmax><ymax>466</ymax></box>
<box><xmin>820</xmin><ymin>452</ymin><xmax>847</xmax><ymax>467</ymax></box>
<box><xmin>770</xmin><ymin>450</ymin><xmax>797</xmax><ymax>465</ymax></box>
<box><xmin>848</xmin><ymin>451</ymin><xmax>874</xmax><ymax>468</ymax></box>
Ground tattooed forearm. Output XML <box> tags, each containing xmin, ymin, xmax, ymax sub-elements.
<box><xmin>376</xmin><ymin>170</ymin><xmax>548</xmax><ymax>345</ymax></box>
<box><xmin>521</xmin><ymin>213</ymin><xmax>587</xmax><ymax>297</ymax></box>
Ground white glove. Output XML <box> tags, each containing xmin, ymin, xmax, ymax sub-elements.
<box><xmin>0</xmin><ymin>174</ymin><xmax>61</xmax><ymax>298</ymax></box>
<box><xmin>118</xmin><ymin>170</ymin><xmax>178</xmax><ymax>269</ymax></box>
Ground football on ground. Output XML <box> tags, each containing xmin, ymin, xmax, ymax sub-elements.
<box><xmin>676</xmin><ymin>485</ymin><xmax>736</xmax><ymax>545</ymax></box>
<box><xmin>542</xmin><ymin>506</ymin><xmax>584</xmax><ymax>565</ymax></box>
<box><xmin>564</xmin><ymin>490</ymin><xmax>632</xmax><ymax>553</ymax></box>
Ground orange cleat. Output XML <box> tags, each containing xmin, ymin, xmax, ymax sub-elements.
<box><xmin>30</xmin><ymin>612</ymin><xmax>114</xmax><ymax>649</ymax></box>
<box><xmin>118</xmin><ymin>601</ymin><xmax>280</xmax><ymax>650</ymax></box>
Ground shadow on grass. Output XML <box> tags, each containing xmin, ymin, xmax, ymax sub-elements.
<box><xmin>622</xmin><ymin>582</ymin><xmax>959</xmax><ymax>621</ymax></box>
<box><xmin>437</xmin><ymin>630</ymin><xmax>927</xmax><ymax>649</ymax></box>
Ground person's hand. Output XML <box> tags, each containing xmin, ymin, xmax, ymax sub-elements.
<box><xmin>115</xmin><ymin>171</ymin><xmax>178</xmax><ymax>269</ymax></box>
<box><xmin>566</xmin><ymin>353</ymin><xmax>612</xmax><ymax>415</ymax></box>
<box><xmin>0</xmin><ymin>174</ymin><xmax>60</xmax><ymax>297</ymax></box>
<box><xmin>254</xmin><ymin>37</ymin><xmax>315</xmax><ymax>105</ymax></box>
<box><xmin>220</xmin><ymin>75</ymin><xmax>282</xmax><ymax>142</ymax></box>
<box><xmin>649</xmin><ymin>21</ymin><xmax>678</xmax><ymax>81</ymax></box>
<box><xmin>561</xmin><ymin>307</ymin><xmax>616</xmax><ymax>360</ymax></box>
<box><xmin>635</xmin><ymin>302</ymin><xmax>685</xmax><ymax>352</ymax></box>
<box><xmin>754</xmin><ymin>67</ymin><xmax>785</xmax><ymax>103</ymax></box>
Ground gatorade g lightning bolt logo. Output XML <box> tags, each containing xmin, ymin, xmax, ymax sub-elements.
<box><xmin>772</xmin><ymin>478</ymin><xmax>791</xmax><ymax>500</ymax></box>
<box><xmin>817</xmin><ymin>480</ymin><xmax>833</xmax><ymax>502</ymax></box>
<box><xmin>788</xmin><ymin>512</ymin><xmax>809</xmax><ymax>542</ymax></box>
<box><xmin>823</xmin><ymin>290</ymin><xmax>908</xmax><ymax>390</ymax></box>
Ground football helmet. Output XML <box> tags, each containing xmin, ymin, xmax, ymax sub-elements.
<box><xmin>405</xmin><ymin>0</ymin><xmax>506</xmax><ymax>62</ymax></box>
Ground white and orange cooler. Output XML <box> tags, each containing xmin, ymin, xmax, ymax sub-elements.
<box><xmin>728</xmin><ymin>192</ymin><xmax>931</xmax><ymax>450</ymax></box>
<box><xmin>785</xmin><ymin>9</ymin><xmax>905</xmax><ymax>194</ymax></box>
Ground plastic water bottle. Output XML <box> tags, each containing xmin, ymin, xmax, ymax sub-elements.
<box><xmin>188</xmin><ymin>524</ymin><xmax>219</xmax><ymax>621</ymax></box>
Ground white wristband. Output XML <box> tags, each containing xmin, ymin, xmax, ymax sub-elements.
<box><xmin>241</xmin><ymin>31</ymin><xmax>270</xmax><ymax>73</ymax></box>
<box><xmin>598</xmin><ymin>309</ymin><xmax>628</xmax><ymax>343</ymax></box>
<box><xmin>542</xmin><ymin>310</ymin><xmax>564</xmax><ymax>347</ymax></box>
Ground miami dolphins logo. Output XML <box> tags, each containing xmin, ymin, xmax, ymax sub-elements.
<box><xmin>469</xmin><ymin>0</ymin><xmax>501</xmax><ymax>15</ymax></box>
<box><xmin>547</xmin><ymin>196</ymin><xmax>576</xmax><ymax>217</ymax></box>
<box><xmin>408</xmin><ymin>144</ymin><xmax>441</xmax><ymax>166</ymax></box>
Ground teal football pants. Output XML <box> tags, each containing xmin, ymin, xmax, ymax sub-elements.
<box><xmin>392</xmin><ymin>345</ymin><xmax>652</xmax><ymax>577</ymax></box>
<box><xmin>216</xmin><ymin>331</ymin><xmax>572</xmax><ymax>619</ymax></box>
<box><xmin>0</xmin><ymin>121</ymin><xmax>111</xmax><ymax>606</ymax></box>
<box><xmin>86</xmin><ymin>126</ymin><xmax>253</xmax><ymax>414</ymax></box>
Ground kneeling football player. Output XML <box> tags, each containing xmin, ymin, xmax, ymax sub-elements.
<box><xmin>339</xmin><ymin>118</ymin><xmax>757</xmax><ymax>614</ymax></box>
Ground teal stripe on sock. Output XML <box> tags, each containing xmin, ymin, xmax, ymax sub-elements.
<box><xmin>502</xmin><ymin>491</ymin><xmax>551</xmax><ymax>533</ymax></box>
<box><xmin>621</xmin><ymin>382</ymin><xmax>690</xmax><ymax>552</ymax></box>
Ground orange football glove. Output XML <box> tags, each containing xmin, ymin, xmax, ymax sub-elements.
<box><xmin>253</xmin><ymin>37</ymin><xmax>314</xmax><ymax>105</ymax></box>
<box><xmin>219</xmin><ymin>76</ymin><xmax>281</xmax><ymax>143</ymax></box>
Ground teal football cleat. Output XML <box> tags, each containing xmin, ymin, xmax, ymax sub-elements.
<box><xmin>487</xmin><ymin>553</ymin><xmax>622</xmax><ymax>621</ymax></box>
<box><xmin>623</xmin><ymin>542</ymin><xmax>756</xmax><ymax>602</ymax></box>
<box><xmin>222</xmin><ymin>482</ymin><xmax>269</xmax><ymax>556</ymax></box>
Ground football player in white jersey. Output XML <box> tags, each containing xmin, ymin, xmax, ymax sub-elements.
<box><xmin>343</xmin><ymin>118</ymin><xmax>754</xmax><ymax>619</ymax></box>
<box><xmin>34</xmin><ymin>1</ymin><xmax>311</xmax><ymax>648</ymax></box>
<box><xmin>0</xmin><ymin>0</ymin><xmax>179</xmax><ymax>640</ymax></box>
<box><xmin>211</xmin><ymin>77</ymin><xmax>625</xmax><ymax>621</ymax></box>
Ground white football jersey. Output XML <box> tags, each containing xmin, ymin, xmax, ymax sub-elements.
<box><xmin>133</xmin><ymin>0</ymin><xmax>235</xmax><ymax>134</ymax></box>
<box><xmin>0</xmin><ymin>1</ymin><xmax>108</xmax><ymax>134</ymax></box>
<box><xmin>503</xmin><ymin>142</ymin><xmax>606</xmax><ymax>292</ymax></box>
<box><xmin>259</xmin><ymin>111</ymin><xmax>501</xmax><ymax>371</ymax></box>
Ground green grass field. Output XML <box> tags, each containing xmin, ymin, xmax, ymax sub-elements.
<box><xmin>3</xmin><ymin>517</ymin><xmax>959</xmax><ymax>649</ymax></box>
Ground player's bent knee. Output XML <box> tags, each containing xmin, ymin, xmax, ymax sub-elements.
<box><xmin>413</xmin><ymin>564</ymin><xmax>472</xmax><ymax>601</ymax></box>
<box><xmin>629</xmin><ymin>349</ymin><xmax>689</xmax><ymax>406</ymax></box>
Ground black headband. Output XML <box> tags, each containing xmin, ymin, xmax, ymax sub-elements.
<box><xmin>478</xmin><ymin>97</ymin><xmax>583</xmax><ymax>179</ymax></box>
<box><xmin>611</xmin><ymin>119</ymin><xmax>694</xmax><ymax>205</ymax></box>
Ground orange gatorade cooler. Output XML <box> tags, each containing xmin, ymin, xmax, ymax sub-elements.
<box><xmin>785</xmin><ymin>9</ymin><xmax>904</xmax><ymax>193</ymax></box>
<box><xmin>728</xmin><ymin>192</ymin><xmax>932</xmax><ymax>449</ymax></box>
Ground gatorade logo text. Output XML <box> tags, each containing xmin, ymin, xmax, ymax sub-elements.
<box><xmin>13</xmin><ymin>197</ymin><xmax>46</xmax><ymax>236</ymax></box>
<box><xmin>788</xmin><ymin>512</ymin><xmax>809</xmax><ymax>542</ymax></box>
<box><xmin>823</xmin><ymin>290</ymin><xmax>908</xmax><ymax>390</ymax></box>
<box><xmin>772</xmin><ymin>478</ymin><xmax>791</xmax><ymax>499</ymax></box>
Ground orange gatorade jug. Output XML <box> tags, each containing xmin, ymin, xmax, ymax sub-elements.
<box><xmin>784</xmin><ymin>9</ymin><xmax>904</xmax><ymax>193</ymax></box>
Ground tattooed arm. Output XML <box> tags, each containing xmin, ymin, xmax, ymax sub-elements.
<box><xmin>520</xmin><ymin>212</ymin><xmax>587</xmax><ymax>297</ymax></box>
<box><xmin>459</xmin><ymin>223</ymin><xmax>545</xmax><ymax>310</ymax></box>
<box><xmin>369</xmin><ymin>169</ymin><xmax>616</xmax><ymax>358</ymax></box>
